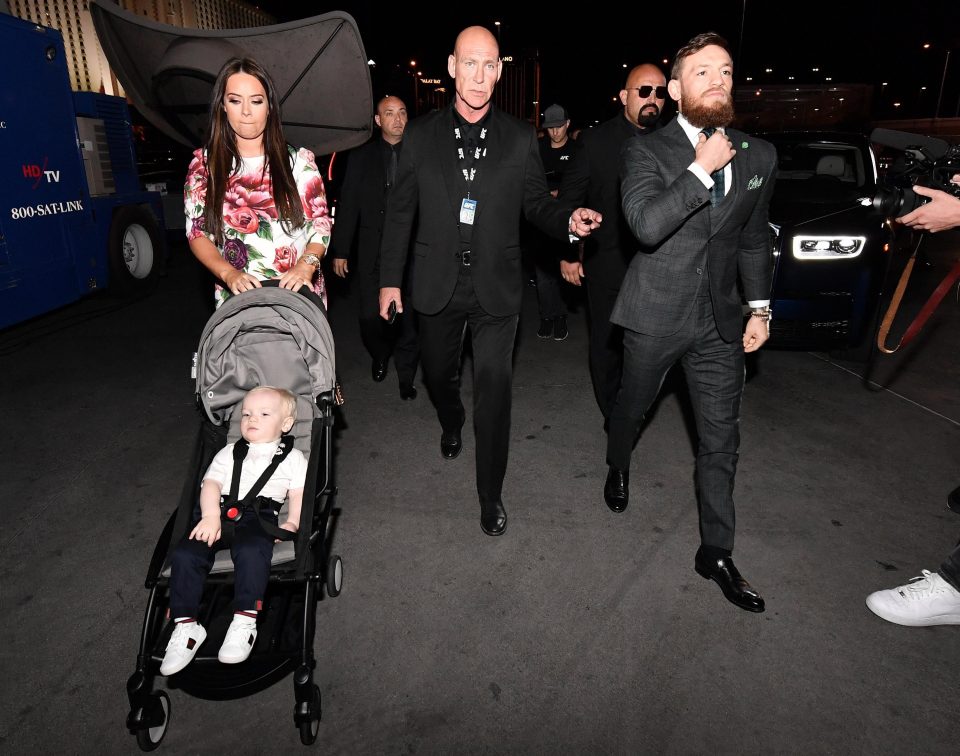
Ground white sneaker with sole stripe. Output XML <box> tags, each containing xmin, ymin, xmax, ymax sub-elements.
<box><xmin>159</xmin><ymin>621</ymin><xmax>207</xmax><ymax>676</ymax></box>
<box><xmin>218</xmin><ymin>615</ymin><xmax>258</xmax><ymax>663</ymax></box>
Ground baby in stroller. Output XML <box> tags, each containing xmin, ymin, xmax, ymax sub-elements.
<box><xmin>160</xmin><ymin>386</ymin><xmax>306</xmax><ymax>675</ymax></box>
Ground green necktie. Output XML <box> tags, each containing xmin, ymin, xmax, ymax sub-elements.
<box><xmin>700</xmin><ymin>128</ymin><xmax>725</xmax><ymax>206</ymax></box>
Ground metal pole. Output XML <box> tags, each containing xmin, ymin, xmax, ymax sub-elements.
<box><xmin>737</xmin><ymin>0</ymin><xmax>747</xmax><ymax>72</ymax></box>
<box><xmin>934</xmin><ymin>49</ymin><xmax>950</xmax><ymax>118</ymax></box>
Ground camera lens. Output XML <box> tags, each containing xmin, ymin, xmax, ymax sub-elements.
<box><xmin>871</xmin><ymin>186</ymin><xmax>903</xmax><ymax>217</ymax></box>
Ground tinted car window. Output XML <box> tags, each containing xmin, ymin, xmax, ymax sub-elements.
<box><xmin>773</xmin><ymin>141</ymin><xmax>871</xmax><ymax>203</ymax></box>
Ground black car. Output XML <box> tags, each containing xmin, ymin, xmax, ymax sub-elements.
<box><xmin>761</xmin><ymin>131</ymin><xmax>894</xmax><ymax>351</ymax></box>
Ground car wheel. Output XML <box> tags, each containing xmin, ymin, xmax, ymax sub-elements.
<box><xmin>109</xmin><ymin>206</ymin><xmax>162</xmax><ymax>295</ymax></box>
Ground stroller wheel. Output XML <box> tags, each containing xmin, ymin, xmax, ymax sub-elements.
<box><xmin>298</xmin><ymin>685</ymin><xmax>321</xmax><ymax>745</ymax></box>
<box><xmin>326</xmin><ymin>555</ymin><xmax>343</xmax><ymax>598</ymax></box>
<box><xmin>135</xmin><ymin>691</ymin><xmax>170</xmax><ymax>752</ymax></box>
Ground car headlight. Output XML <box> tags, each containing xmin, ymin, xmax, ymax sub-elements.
<box><xmin>792</xmin><ymin>236</ymin><xmax>865</xmax><ymax>260</ymax></box>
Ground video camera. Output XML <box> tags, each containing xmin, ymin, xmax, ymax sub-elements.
<box><xmin>870</xmin><ymin>128</ymin><xmax>960</xmax><ymax>218</ymax></box>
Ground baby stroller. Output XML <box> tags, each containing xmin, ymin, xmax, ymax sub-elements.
<box><xmin>126</xmin><ymin>283</ymin><xmax>343</xmax><ymax>750</ymax></box>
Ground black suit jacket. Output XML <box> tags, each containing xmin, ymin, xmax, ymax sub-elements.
<box><xmin>559</xmin><ymin>113</ymin><xmax>653</xmax><ymax>290</ymax></box>
<box><xmin>327</xmin><ymin>138</ymin><xmax>390</xmax><ymax>264</ymax></box>
<box><xmin>612</xmin><ymin>117</ymin><xmax>776</xmax><ymax>342</ymax></box>
<box><xmin>379</xmin><ymin>105</ymin><xmax>570</xmax><ymax>317</ymax></box>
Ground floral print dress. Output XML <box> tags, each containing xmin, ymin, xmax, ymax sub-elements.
<box><xmin>184</xmin><ymin>146</ymin><xmax>332</xmax><ymax>308</ymax></box>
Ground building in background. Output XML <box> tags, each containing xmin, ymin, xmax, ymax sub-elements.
<box><xmin>734</xmin><ymin>83</ymin><xmax>874</xmax><ymax>132</ymax></box>
<box><xmin>7</xmin><ymin>0</ymin><xmax>273</xmax><ymax>94</ymax></box>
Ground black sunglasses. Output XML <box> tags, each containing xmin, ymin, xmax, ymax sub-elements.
<box><xmin>628</xmin><ymin>85</ymin><xmax>668</xmax><ymax>99</ymax></box>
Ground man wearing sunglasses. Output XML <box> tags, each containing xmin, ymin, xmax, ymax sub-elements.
<box><xmin>624</xmin><ymin>83</ymin><xmax>669</xmax><ymax>129</ymax></box>
<box><xmin>558</xmin><ymin>63</ymin><xmax>667</xmax><ymax>420</ymax></box>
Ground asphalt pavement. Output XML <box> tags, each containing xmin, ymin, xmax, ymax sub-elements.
<box><xmin>1</xmin><ymin>235</ymin><xmax>958</xmax><ymax>754</ymax></box>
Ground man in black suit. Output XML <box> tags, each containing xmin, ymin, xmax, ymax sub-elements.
<box><xmin>330</xmin><ymin>95</ymin><xmax>419</xmax><ymax>400</ymax></box>
<box><xmin>558</xmin><ymin>64</ymin><xmax>667</xmax><ymax>418</ymax></box>
<box><xmin>379</xmin><ymin>26</ymin><xmax>601</xmax><ymax>536</ymax></box>
<box><xmin>603</xmin><ymin>33</ymin><xmax>776</xmax><ymax>612</ymax></box>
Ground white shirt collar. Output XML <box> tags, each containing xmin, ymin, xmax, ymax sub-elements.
<box><xmin>677</xmin><ymin>113</ymin><xmax>725</xmax><ymax>147</ymax></box>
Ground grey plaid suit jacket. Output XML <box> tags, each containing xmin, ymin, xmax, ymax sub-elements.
<box><xmin>611</xmin><ymin>117</ymin><xmax>776</xmax><ymax>342</ymax></box>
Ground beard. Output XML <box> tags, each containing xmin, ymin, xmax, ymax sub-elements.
<box><xmin>637</xmin><ymin>103</ymin><xmax>661</xmax><ymax>128</ymax></box>
<box><xmin>682</xmin><ymin>91</ymin><xmax>735</xmax><ymax>129</ymax></box>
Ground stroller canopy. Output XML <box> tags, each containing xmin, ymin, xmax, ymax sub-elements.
<box><xmin>195</xmin><ymin>288</ymin><xmax>335</xmax><ymax>428</ymax></box>
<box><xmin>89</xmin><ymin>0</ymin><xmax>373</xmax><ymax>156</ymax></box>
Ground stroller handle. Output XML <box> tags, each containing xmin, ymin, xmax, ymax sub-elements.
<box><xmin>227</xmin><ymin>278</ymin><xmax>327</xmax><ymax>313</ymax></box>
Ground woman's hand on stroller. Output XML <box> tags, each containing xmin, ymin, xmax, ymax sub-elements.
<box><xmin>278</xmin><ymin>258</ymin><xmax>318</xmax><ymax>292</ymax></box>
<box><xmin>279</xmin><ymin>245</ymin><xmax>323</xmax><ymax>292</ymax></box>
<box><xmin>221</xmin><ymin>268</ymin><xmax>262</xmax><ymax>295</ymax></box>
<box><xmin>189</xmin><ymin>514</ymin><xmax>222</xmax><ymax>546</ymax></box>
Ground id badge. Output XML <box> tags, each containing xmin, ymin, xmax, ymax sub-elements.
<box><xmin>460</xmin><ymin>198</ymin><xmax>477</xmax><ymax>225</ymax></box>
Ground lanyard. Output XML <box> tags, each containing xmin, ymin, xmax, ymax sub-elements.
<box><xmin>453</xmin><ymin>121</ymin><xmax>488</xmax><ymax>196</ymax></box>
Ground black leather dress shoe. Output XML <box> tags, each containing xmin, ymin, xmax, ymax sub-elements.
<box><xmin>948</xmin><ymin>484</ymin><xmax>960</xmax><ymax>514</ymax></box>
<box><xmin>399</xmin><ymin>383</ymin><xmax>417</xmax><ymax>400</ymax></box>
<box><xmin>603</xmin><ymin>466</ymin><xmax>629</xmax><ymax>513</ymax></box>
<box><xmin>480</xmin><ymin>499</ymin><xmax>507</xmax><ymax>536</ymax></box>
<box><xmin>440</xmin><ymin>429</ymin><xmax>462</xmax><ymax>460</ymax></box>
<box><xmin>372</xmin><ymin>359</ymin><xmax>388</xmax><ymax>383</ymax></box>
<box><xmin>694</xmin><ymin>550</ymin><xmax>765</xmax><ymax>613</ymax></box>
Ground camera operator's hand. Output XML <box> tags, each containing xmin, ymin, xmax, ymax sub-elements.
<box><xmin>898</xmin><ymin>174</ymin><xmax>960</xmax><ymax>233</ymax></box>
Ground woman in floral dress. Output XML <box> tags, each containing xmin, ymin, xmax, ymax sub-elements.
<box><xmin>184</xmin><ymin>57</ymin><xmax>331</xmax><ymax>308</ymax></box>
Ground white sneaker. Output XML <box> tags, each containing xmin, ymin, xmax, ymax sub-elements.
<box><xmin>866</xmin><ymin>570</ymin><xmax>960</xmax><ymax>627</ymax></box>
<box><xmin>218</xmin><ymin>615</ymin><xmax>258</xmax><ymax>664</ymax></box>
<box><xmin>159</xmin><ymin>621</ymin><xmax>207</xmax><ymax>675</ymax></box>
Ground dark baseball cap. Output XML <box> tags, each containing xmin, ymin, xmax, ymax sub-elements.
<box><xmin>542</xmin><ymin>104</ymin><xmax>569</xmax><ymax>128</ymax></box>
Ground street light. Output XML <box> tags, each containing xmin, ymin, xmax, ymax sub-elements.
<box><xmin>409</xmin><ymin>60</ymin><xmax>419</xmax><ymax>115</ymax></box>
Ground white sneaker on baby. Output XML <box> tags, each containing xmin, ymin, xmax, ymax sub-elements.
<box><xmin>160</xmin><ymin>620</ymin><xmax>207</xmax><ymax>676</ymax></box>
<box><xmin>218</xmin><ymin>614</ymin><xmax>258</xmax><ymax>663</ymax></box>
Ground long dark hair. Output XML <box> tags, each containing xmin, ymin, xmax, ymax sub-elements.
<box><xmin>202</xmin><ymin>57</ymin><xmax>305</xmax><ymax>246</ymax></box>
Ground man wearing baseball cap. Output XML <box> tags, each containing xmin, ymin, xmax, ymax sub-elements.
<box><xmin>534</xmin><ymin>103</ymin><xmax>581</xmax><ymax>340</ymax></box>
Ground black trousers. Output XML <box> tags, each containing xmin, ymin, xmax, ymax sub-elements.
<box><xmin>584</xmin><ymin>278</ymin><xmax>624</xmax><ymax>419</ymax></box>
<box><xmin>359</xmin><ymin>253</ymin><xmax>419</xmax><ymax>386</ymax></box>
<box><xmin>533</xmin><ymin>238</ymin><xmax>567</xmax><ymax>320</ymax></box>
<box><xmin>607</xmin><ymin>291</ymin><xmax>744</xmax><ymax>553</ymax></box>
<box><xmin>168</xmin><ymin>512</ymin><xmax>276</xmax><ymax>618</ymax></box>
<box><xmin>417</xmin><ymin>264</ymin><xmax>518</xmax><ymax>505</ymax></box>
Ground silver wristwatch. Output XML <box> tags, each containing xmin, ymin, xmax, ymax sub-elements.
<box><xmin>302</xmin><ymin>253</ymin><xmax>322</xmax><ymax>268</ymax></box>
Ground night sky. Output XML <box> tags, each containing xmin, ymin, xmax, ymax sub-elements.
<box><xmin>258</xmin><ymin>0</ymin><xmax>960</xmax><ymax>124</ymax></box>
